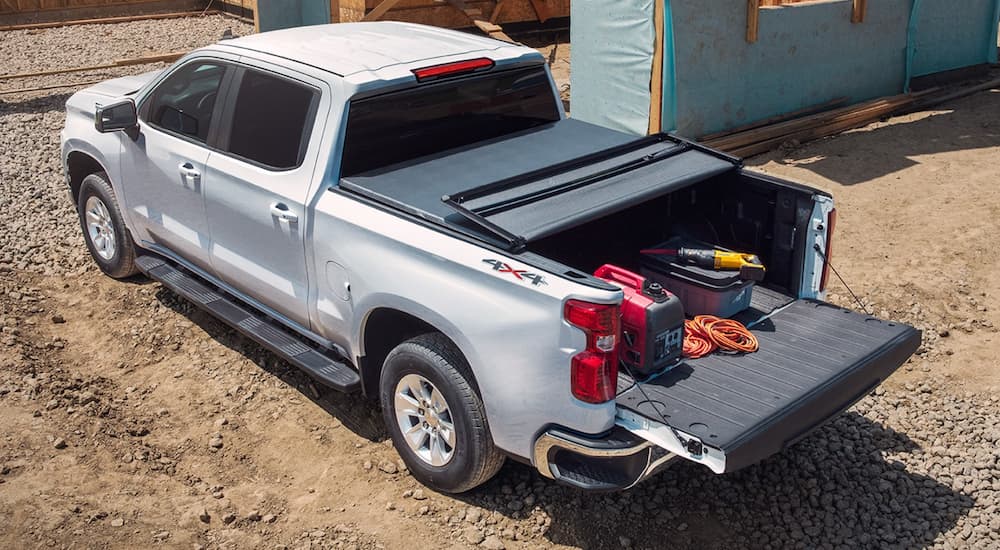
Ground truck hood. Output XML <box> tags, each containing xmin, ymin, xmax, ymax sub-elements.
<box><xmin>80</xmin><ymin>70</ymin><xmax>163</xmax><ymax>98</ymax></box>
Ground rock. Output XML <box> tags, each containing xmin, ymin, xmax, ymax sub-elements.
<box><xmin>480</xmin><ymin>535</ymin><xmax>505</xmax><ymax>550</ymax></box>
<box><xmin>51</xmin><ymin>314</ymin><xmax>65</xmax><ymax>324</ymax></box>
<box><xmin>464</xmin><ymin>526</ymin><xmax>485</xmax><ymax>544</ymax></box>
<box><xmin>152</xmin><ymin>531</ymin><xmax>169</xmax><ymax>541</ymax></box>
<box><xmin>215</xmin><ymin>417</ymin><xmax>228</xmax><ymax>427</ymax></box>
<box><xmin>197</xmin><ymin>508</ymin><xmax>210</xmax><ymax>523</ymax></box>
<box><xmin>362</xmin><ymin>460</ymin><xmax>372</xmax><ymax>470</ymax></box>
<box><xmin>222</xmin><ymin>512</ymin><xmax>236</xmax><ymax>524</ymax></box>
<box><xmin>53</xmin><ymin>438</ymin><xmax>67</xmax><ymax>449</ymax></box>
<box><xmin>466</xmin><ymin>508</ymin><xmax>483</xmax><ymax>524</ymax></box>
<box><xmin>209</xmin><ymin>435</ymin><xmax>223</xmax><ymax>449</ymax></box>
<box><xmin>262</xmin><ymin>514</ymin><xmax>277</xmax><ymax>524</ymax></box>
<box><xmin>246</xmin><ymin>510</ymin><xmax>260</xmax><ymax>522</ymax></box>
<box><xmin>378</xmin><ymin>461</ymin><xmax>398</xmax><ymax>474</ymax></box>
<box><xmin>110</xmin><ymin>518</ymin><xmax>124</xmax><ymax>527</ymax></box>
<box><xmin>412</xmin><ymin>489</ymin><xmax>427</xmax><ymax>500</ymax></box>
<box><xmin>417</xmin><ymin>505</ymin><xmax>429</xmax><ymax>515</ymax></box>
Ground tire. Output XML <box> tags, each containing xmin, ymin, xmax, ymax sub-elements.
<box><xmin>76</xmin><ymin>172</ymin><xmax>139</xmax><ymax>279</ymax></box>
<box><xmin>380</xmin><ymin>333</ymin><xmax>504</xmax><ymax>493</ymax></box>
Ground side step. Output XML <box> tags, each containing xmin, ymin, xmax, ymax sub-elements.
<box><xmin>135</xmin><ymin>255</ymin><xmax>361</xmax><ymax>393</ymax></box>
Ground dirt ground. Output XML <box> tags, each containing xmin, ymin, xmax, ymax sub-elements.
<box><xmin>2</xmin><ymin>20</ymin><xmax>999</xmax><ymax>550</ymax></box>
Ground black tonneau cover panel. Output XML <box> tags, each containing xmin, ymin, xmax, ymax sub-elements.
<box><xmin>339</xmin><ymin>119</ymin><xmax>736</xmax><ymax>245</ymax></box>
<box><xmin>617</xmin><ymin>299</ymin><xmax>920</xmax><ymax>473</ymax></box>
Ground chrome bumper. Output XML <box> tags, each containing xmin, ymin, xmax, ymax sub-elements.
<box><xmin>532</xmin><ymin>427</ymin><xmax>676</xmax><ymax>491</ymax></box>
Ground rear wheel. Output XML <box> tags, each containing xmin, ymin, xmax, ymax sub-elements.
<box><xmin>77</xmin><ymin>172</ymin><xmax>138</xmax><ymax>279</ymax></box>
<box><xmin>380</xmin><ymin>333</ymin><xmax>504</xmax><ymax>493</ymax></box>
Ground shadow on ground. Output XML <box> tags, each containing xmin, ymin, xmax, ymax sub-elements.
<box><xmin>470</xmin><ymin>411</ymin><xmax>974</xmax><ymax>549</ymax></box>
<box><xmin>768</xmin><ymin>87</ymin><xmax>1000</xmax><ymax>186</ymax></box>
<box><xmin>152</xmin><ymin>286</ymin><xmax>387</xmax><ymax>442</ymax></box>
<box><xmin>154</xmin><ymin>283</ymin><xmax>972</xmax><ymax>550</ymax></box>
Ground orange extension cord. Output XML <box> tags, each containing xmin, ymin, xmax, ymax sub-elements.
<box><xmin>682</xmin><ymin>315</ymin><xmax>759</xmax><ymax>359</ymax></box>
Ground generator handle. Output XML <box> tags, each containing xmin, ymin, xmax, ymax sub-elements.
<box><xmin>594</xmin><ymin>264</ymin><xmax>645</xmax><ymax>292</ymax></box>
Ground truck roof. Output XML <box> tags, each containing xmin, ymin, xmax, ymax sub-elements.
<box><xmin>222</xmin><ymin>22</ymin><xmax>521</xmax><ymax>77</ymax></box>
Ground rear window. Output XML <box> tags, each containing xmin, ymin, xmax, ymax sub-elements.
<box><xmin>341</xmin><ymin>66</ymin><xmax>561</xmax><ymax>176</ymax></box>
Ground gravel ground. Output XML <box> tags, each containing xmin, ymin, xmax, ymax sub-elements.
<box><xmin>2</xmin><ymin>16</ymin><xmax>1000</xmax><ymax>550</ymax></box>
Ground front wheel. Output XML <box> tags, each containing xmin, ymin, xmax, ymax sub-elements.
<box><xmin>380</xmin><ymin>333</ymin><xmax>504</xmax><ymax>493</ymax></box>
<box><xmin>77</xmin><ymin>172</ymin><xmax>138</xmax><ymax>279</ymax></box>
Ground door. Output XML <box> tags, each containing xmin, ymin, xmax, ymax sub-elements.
<box><xmin>202</xmin><ymin>65</ymin><xmax>324</xmax><ymax>327</ymax></box>
<box><xmin>123</xmin><ymin>60</ymin><xmax>230</xmax><ymax>272</ymax></box>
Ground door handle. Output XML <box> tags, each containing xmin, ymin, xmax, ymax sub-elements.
<box><xmin>178</xmin><ymin>162</ymin><xmax>201</xmax><ymax>189</ymax></box>
<box><xmin>270</xmin><ymin>202</ymin><xmax>299</xmax><ymax>223</ymax></box>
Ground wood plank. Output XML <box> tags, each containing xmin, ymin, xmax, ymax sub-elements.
<box><xmin>362</xmin><ymin>0</ymin><xmax>402</xmax><ymax>21</ymax></box>
<box><xmin>746</xmin><ymin>0</ymin><xmax>759</xmax><ymax>43</ymax></box>
<box><xmin>0</xmin><ymin>51</ymin><xmax>185</xmax><ymax>80</ymax></box>
<box><xmin>708</xmin><ymin>89</ymin><xmax>940</xmax><ymax>156</ymax></box>
<box><xmin>0</xmin><ymin>78</ymin><xmax>103</xmax><ymax>96</ymax></box>
<box><xmin>525</xmin><ymin>0</ymin><xmax>550</xmax><ymax>22</ymax></box>
<box><xmin>358</xmin><ymin>0</ymin><xmax>566</xmax><ymax>26</ymax></box>
<box><xmin>703</xmin><ymin>94</ymin><xmax>920</xmax><ymax>151</ymax></box>
<box><xmin>697</xmin><ymin>97</ymin><xmax>849</xmax><ymax>141</ymax></box>
<box><xmin>647</xmin><ymin>0</ymin><xmax>664</xmax><ymax>135</ymax></box>
<box><xmin>489</xmin><ymin>0</ymin><xmax>505</xmax><ymax>23</ymax></box>
<box><xmin>851</xmin><ymin>0</ymin><xmax>866</xmax><ymax>23</ymax></box>
<box><xmin>0</xmin><ymin>8</ymin><xmax>213</xmax><ymax>30</ymax></box>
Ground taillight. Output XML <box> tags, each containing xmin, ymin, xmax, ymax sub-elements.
<box><xmin>564</xmin><ymin>300</ymin><xmax>620</xmax><ymax>404</ymax></box>
<box><xmin>412</xmin><ymin>58</ymin><xmax>495</xmax><ymax>82</ymax></box>
<box><xmin>819</xmin><ymin>208</ymin><xmax>837</xmax><ymax>292</ymax></box>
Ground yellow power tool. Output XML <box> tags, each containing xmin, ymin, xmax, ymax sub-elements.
<box><xmin>641</xmin><ymin>247</ymin><xmax>767</xmax><ymax>281</ymax></box>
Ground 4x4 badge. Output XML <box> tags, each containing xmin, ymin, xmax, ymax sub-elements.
<box><xmin>482</xmin><ymin>259</ymin><xmax>547</xmax><ymax>286</ymax></box>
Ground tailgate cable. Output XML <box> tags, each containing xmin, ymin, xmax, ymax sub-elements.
<box><xmin>618</xmin><ymin>362</ymin><xmax>705</xmax><ymax>456</ymax></box>
<box><xmin>813</xmin><ymin>244</ymin><xmax>871</xmax><ymax>315</ymax></box>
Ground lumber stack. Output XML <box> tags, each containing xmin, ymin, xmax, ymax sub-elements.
<box><xmin>699</xmin><ymin>90</ymin><xmax>937</xmax><ymax>158</ymax></box>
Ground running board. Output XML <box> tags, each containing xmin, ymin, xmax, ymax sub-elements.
<box><xmin>135</xmin><ymin>255</ymin><xmax>361</xmax><ymax>393</ymax></box>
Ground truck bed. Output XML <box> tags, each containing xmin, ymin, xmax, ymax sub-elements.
<box><xmin>616</xmin><ymin>296</ymin><xmax>921</xmax><ymax>472</ymax></box>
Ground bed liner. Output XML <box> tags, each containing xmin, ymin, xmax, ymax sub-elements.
<box><xmin>616</xmin><ymin>294</ymin><xmax>921</xmax><ymax>472</ymax></box>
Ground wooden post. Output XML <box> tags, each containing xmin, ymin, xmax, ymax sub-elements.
<box><xmin>648</xmin><ymin>0</ymin><xmax>665</xmax><ymax>134</ymax></box>
<box><xmin>362</xmin><ymin>0</ymin><xmax>403</xmax><ymax>21</ymax></box>
<box><xmin>747</xmin><ymin>0</ymin><xmax>760</xmax><ymax>43</ymax></box>
<box><xmin>337</xmin><ymin>0</ymin><xmax>366</xmax><ymax>22</ymax></box>
<box><xmin>851</xmin><ymin>0</ymin><xmax>867</xmax><ymax>23</ymax></box>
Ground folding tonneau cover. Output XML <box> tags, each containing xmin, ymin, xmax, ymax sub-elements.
<box><xmin>339</xmin><ymin>119</ymin><xmax>738</xmax><ymax>249</ymax></box>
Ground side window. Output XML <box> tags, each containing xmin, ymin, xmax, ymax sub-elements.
<box><xmin>145</xmin><ymin>62</ymin><xmax>226</xmax><ymax>143</ymax></box>
<box><xmin>225</xmin><ymin>69</ymin><xmax>318</xmax><ymax>170</ymax></box>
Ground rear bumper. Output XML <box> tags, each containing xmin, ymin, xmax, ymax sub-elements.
<box><xmin>532</xmin><ymin>426</ymin><xmax>676</xmax><ymax>491</ymax></box>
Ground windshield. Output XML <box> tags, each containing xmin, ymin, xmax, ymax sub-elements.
<box><xmin>341</xmin><ymin>65</ymin><xmax>561</xmax><ymax>176</ymax></box>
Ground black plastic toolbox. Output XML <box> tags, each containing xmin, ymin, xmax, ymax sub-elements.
<box><xmin>640</xmin><ymin>237</ymin><xmax>754</xmax><ymax>318</ymax></box>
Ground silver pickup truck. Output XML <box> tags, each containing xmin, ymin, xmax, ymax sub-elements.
<box><xmin>61</xmin><ymin>22</ymin><xmax>920</xmax><ymax>494</ymax></box>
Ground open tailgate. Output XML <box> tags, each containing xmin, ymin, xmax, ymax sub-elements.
<box><xmin>615</xmin><ymin>299</ymin><xmax>921</xmax><ymax>473</ymax></box>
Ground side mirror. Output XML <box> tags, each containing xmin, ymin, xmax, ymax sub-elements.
<box><xmin>95</xmin><ymin>99</ymin><xmax>138</xmax><ymax>133</ymax></box>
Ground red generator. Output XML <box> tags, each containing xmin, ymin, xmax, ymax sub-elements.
<box><xmin>594</xmin><ymin>265</ymin><xmax>685</xmax><ymax>376</ymax></box>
